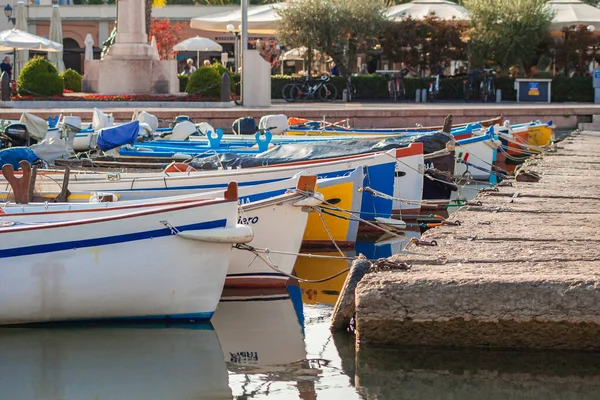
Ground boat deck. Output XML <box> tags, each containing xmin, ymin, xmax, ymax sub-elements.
<box><xmin>355</xmin><ymin>130</ymin><xmax>600</xmax><ymax>350</ymax></box>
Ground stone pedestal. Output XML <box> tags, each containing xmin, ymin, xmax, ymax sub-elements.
<box><xmin>83</xmin><ymin>59</ymin><xmax>177</xmax><ymax>95</ymax></box>
<box><xmin>82</xmin><ymin>0</ymin><xmax>178</xmax><ymax>95</ymax></box>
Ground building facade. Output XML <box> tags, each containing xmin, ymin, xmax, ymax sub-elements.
<box><xmin>20</xmin><ymin>1</ymin><xmax>275</xmax><ymax>74</ymax></box>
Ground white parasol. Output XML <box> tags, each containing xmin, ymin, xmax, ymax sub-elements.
<box><xmin>547</xmin><ymin>0</ymin><xmax>600</xmax><ymax>32</ymax></box>
<box><xmin>0</xmin><ymin>28</ymin><xmax>63</xmax><ymax>79</ymax></box>
<box><xmin>173</xmin><ymin>36</ymin><xmax>223</xmax><ymax>67</ymax></box>
<box><xmin>386</xmin><ymin>0</ymin><xmax>470</xmax><ymax>21</ymax></box>
<box><xmin>190</xmin><ymin>3</ymin><xmax>286</xmax><ymax>35</ymax></box>
<box><xmin>15</xmin><ymin>0</ymin><xmax>28</xmax><ymax>79</ymax></box>
<box><xmin>84</xmin><ymin>33</ymin><xmax>94</xmax><ymax>61</ymax></box>
<box><xmin>48</xmin><ymin>4</ymin><xmax>65</xmax><ymax>73</ymax></box>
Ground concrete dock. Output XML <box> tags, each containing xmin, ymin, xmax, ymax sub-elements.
<box><xmin>356</xmin><ymin>130</ymin><xmax>600</xmax><ymax>350</ymax></box>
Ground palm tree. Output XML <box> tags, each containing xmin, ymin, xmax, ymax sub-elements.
<box><xmin>146</xmin><ymin>0</ymin><xmax>167</xmax><ymax>37</ymax></box>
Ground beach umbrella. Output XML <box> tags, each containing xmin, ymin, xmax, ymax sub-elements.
<box><xmin>386</xmin><ymin>0</ymin><xmax>470</xmax><ymax>21</ymax></box>
<box><xmin>280</xmin><ymin>47</ymin><xmax>320</xmax><ymax>61</ymax></box>
<box><xmin>0</xmin><ymin>29</ymin><xmax>63</xmax><ymax>52</ymax></box>
<box><xmin>547</xmin><ymin>0</ymin><xmax>600</xmax><ymax>32</ymax></box>
<box><xmin>84</xmin><ymin>33</ymin><xmax>94</xmax><ymax>61</ymax></box>
<box><xmin>0</xmin><ymin>28</ymin><xmax>63</xmax><ymax>79</ymax></box>
<box><xmin>190</xmin><ymin>3</ymin><xmax>286</xmax><ymax>35</ymax></box>
<box><xmin>48</xmin><ymin>4</ymin><xmax>65</xmax><ymax>73</ymax></box>
<box><xmin>15</xmin><ymin>0</ymin><xmax>28</xmax><ymax>79</ymax></box>
<box><xmin>173</xmin><ymin>36</ymin><xmax>223</xmax><ymax>67</ymax></box>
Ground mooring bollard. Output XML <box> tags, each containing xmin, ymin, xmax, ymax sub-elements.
<box><xmin>330</xmin><ymin>256</ymin><xmax>371</xmax><ymax>332</ymax></box>
<box><xmin>220</xmin><ymin>72</ymin><xmax>230</xmax><ymax>102</ymax></box>
<box><xmin>1</xmin><ymin>71</ymin><xmax>10</xmax><ymax>101</ymax></box>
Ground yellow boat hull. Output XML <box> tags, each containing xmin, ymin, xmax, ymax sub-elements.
<box><xmin>302</xmin><ymin>168</ymin><xmax>363</xmax><ymax>247</ymax></box>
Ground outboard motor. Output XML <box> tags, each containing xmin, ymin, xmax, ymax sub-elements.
<box><xmin>3</xmin><ymin>123</ymin><xmax>33</xmax><ymax>147</ymax></box>
<box><xmin>62</xmin><ymin>116</ymin><xmax>82</xmax><ymax>153</ymax></box>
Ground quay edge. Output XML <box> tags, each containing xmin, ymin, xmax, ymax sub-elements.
<box><xmin>355</xmin><ymin>130</ymin><xmax>600</xmax><ymax>350</ymax></box>
<box><xmin>0</xmin><ymin>103</ymin><xmax>599</xmax><ymax>130</ymax></box>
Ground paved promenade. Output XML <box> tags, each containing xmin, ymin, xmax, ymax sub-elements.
<box><xmin>356</xmin><ymin>130</ymin><xmax>600</xmax><ymax>349</ymax></box>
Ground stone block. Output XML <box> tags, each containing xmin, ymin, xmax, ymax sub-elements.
<box><xmin>83</xmin><ymin>59</ymin><xmax>177</xmax><ymax>95</ymax></box>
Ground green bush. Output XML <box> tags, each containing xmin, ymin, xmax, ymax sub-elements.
<box><xmin>60</xmin><ymin>68</ymin><xmax>82</xmax><ymax>92</ymax></box>
<box><xmin>211</xmin><ymin>62</ymin><xmax>236</xmax><ymax>94</ymax></box>
<box><xmin>185</xmin><ymin>66</ymin><xmax>221</xmax><ymax>97</ymax></box>
<box><xmin>178</xmin><ymin>74</ymin><xmax>189</xmax><ymax>92</ymax></box>
<box><xmin>18</xmin><ymin>56</ymin><xmax>64</xmax><ymax>96</ymax></box>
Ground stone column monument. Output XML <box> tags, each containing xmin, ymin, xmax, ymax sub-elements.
<box><xmin>82</xmin><ymin>0</ymin><xmax>177</xmax><ymax>94</ymax></box>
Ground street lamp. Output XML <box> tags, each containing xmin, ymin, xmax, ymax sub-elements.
<box><xmin>4</xmin><ymin>4</ymin><xmax>15</xmax><ymax>25</ymax></box>
<box><xmin>227</xmin><ymin>23</ymin><xmax>241</xmax><ymax>72</ymax></box>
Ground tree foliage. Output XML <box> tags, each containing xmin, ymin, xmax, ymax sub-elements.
<box><xmin>463</xmin><ymin>0</ymin><xmax>554</xmax><ymax>70</ymax></box>
<box><xmin>380</xmin><ymin>16</ymin><xmax>468</xmax><ymax>72</ymax></box>
<box><xmin>149</xmin><ymin>18</ymin><xmax>186</xmax><ymax>60</ymax></box>
<box><xmin>277</xmin><ymin>0</ymin><xmax>388</xmax><ymax>76</ymax></box>
<box><xmin>541</xmin><ymin>24</ymin><xmax>600</xmax><ymax>76</ymax></box>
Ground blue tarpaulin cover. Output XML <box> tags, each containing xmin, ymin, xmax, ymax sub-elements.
<box><xmin>97</xmin><ymin>121</ymin><xmax>140</xmax><ymax>151</ymax></box>
<box><xmin>0</xmin><ymin>147</ymin><xmax>41</xmax><ymax>170</ymax></box>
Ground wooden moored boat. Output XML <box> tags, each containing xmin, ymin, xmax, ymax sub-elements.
<box><xmin>0</xmin><ymin>165</ymin><xmax>252</xmax><ymax>324</ymax></box>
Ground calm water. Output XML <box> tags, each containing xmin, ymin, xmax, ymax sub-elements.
<box><xmin>3</xmin><ymin>182</ymin><xmax>597</xmax><ymax>399</ymax></box>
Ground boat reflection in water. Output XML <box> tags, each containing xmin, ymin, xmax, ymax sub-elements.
<box><xmin>212</xmin><ymin>286</ymin><xmax>322</xmax><ymax>399</ymax></box>
<box><xmin>0</xmin><ymin>324</ymin><xmax>232</xmax><ymax>399</ymax></box>
<box><xmin>295</xmin><ymin>229</ymin><xmax>421</xmax><ymax>305</ymax></box>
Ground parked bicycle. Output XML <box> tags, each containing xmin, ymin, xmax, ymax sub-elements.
<box><xmin>282</xmin><ymin>75</ymin><xmax>338</xmax><ymax>102</ymax></box>
<box><xmin>428</xmin><ymin>75</ymin><xmax>440</xmax><ymax>102</ymax></box>
<box><xmin>480</xmin><ymin>68</ymin><xmax>496</xmax><ymax>103</ymax></box>
<box><xmin>387</xmin><ymin>73</ymin><xmax>406</xmax><ymax>101</ymax></box>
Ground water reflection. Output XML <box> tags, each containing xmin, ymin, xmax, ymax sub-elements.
<box><xmin>4</xmin><ymin>231</ymin><xmax>595</xmax><ymax>399</ymax></box>
<box><xmin>0</xmin><ymin>324</ymin><xmax>231</xmax><ymax>399</ymax></box>
<box><xmin>355</xmin><ymin>346</ymin><xmax>600</xmax><ymax>400</ymax></box>
<box><xmin>212</xmin><ymin>286</ymin><xmax>321</xmax><ymax>399</ymax></box>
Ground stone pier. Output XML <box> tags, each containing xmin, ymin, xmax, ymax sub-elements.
<box><xmin>356</xmin><ymin>130</ymin><xmax>600</xmax><ymax>349</ymax></box>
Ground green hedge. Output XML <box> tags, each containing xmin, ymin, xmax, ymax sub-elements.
<box><xmin>551</xmin><ymin>76</ymin><xmax>593</xmax><ymax>102</ymax></box>
<box><xmin>181</xmin><ymin>74</ymin><xmax>592</xmax><ymax>102</ymax></box>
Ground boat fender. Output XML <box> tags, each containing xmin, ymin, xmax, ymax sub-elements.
<box><xmin>164</xmin><ymin>162</ymin><xmax>197</xmax><ymax>174</ymax></box>
<box><xmin>177</xmin><ymin>224</ymin><xmax>254</xmax><ymax>244</ymax></box>
<box><xmin>330</xmin><ymin>256</ymin><xmax>371</xmax><ymax>333</ymax></box>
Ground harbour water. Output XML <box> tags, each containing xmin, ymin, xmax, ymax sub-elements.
<box><xmin>2</xmin><ymin>181</ymin><xmax>597</xmax><ymax>399</ymax></box>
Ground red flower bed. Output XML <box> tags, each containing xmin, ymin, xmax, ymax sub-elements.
<box><xmin>11</xmin><ymin>93</ymin><xmax>230</xmax><ymax>102</ymax></box>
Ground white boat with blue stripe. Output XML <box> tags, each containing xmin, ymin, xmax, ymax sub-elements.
<box><xmin>0</xmin><ymin>182</ymin><xmax>252</xmax><ymax>325</ymax></box>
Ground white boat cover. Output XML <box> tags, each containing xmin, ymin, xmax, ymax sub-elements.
<box><xmin>197</xmin><ymin>121</ymin><xmax>216</xmax><ymax>136</ymax></box>
<box><xmin>92</xmin><ymin>108</ymin><xmax>114</xmax><ymax>132</ymax></box>
<box><xmin>170</xmin><ymin>120</ymin><xmax>197</xmax><ymax>140</ymax></box>
<box><xmin>137</xmin><ymin>111</ymin><xmax>158</xmax><ymax>133</ymax></box>
<box><xmin>259</xmin><ymin>114</ymin><xmax>288</xmax><ymax>135</ymax></box>
<box><xmin>19</xmin><ymin>112</ymin><xmax>47</xmax><ymax>141</ymax></box>
<box><xmin>30</xmin><ymin>137</ymin><xmax>72</xmax><ymax>164</ymax></box>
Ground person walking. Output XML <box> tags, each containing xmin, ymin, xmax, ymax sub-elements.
<box><xmin>1</xmin><ymin>56</ymin><xmax>12</xmax><ymax>80</ymax></box>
